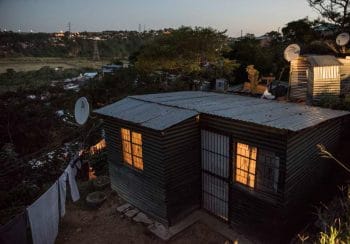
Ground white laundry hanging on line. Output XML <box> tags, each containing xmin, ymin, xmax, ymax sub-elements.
<box><xmin>65</xmin><ymin>156</ymin><xmax>81</xmax><ymax>202</ymax></box>
<box><xmin>58</xmin><ymin>172</ymin><xmax>67</xmax><ymax>217</ymax></box>
<box><xmin>27</xmin><ymin>182</ymin><xmax>59</xmax><ymax>244</ymax></box>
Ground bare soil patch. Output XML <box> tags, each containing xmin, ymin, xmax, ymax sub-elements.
<box><xmin>56</xmin><ymin>189</ymin><xmax>228</xmax><ymax>244</ymax></box>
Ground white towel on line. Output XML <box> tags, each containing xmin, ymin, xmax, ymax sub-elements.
<box><xmin>58</xmin><ymin>172</ymin><xmax>67</xmax><ymax>217</ymax></box>
<box><xmin>27</xmin><ymin>182</ymin><xmax>59</xmax><ymax>244</ymax></box>
<box><xmin>65</xmin><ymin>158</ymin><xmax>81</xmax><ymax>202</ymax></box>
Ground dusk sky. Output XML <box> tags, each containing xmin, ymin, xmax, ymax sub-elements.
<box><xmin>0</xmin><ymin>0</ymin><xmax>318</xmax><ymax>37</ymax></box>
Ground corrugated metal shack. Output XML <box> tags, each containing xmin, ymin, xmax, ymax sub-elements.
<box><xmin>290</xmin><ymin>56</ymin><xmax>308</xmax><ymax>100</ymax></box>
<box><xmin>94</xmin><ymin>91</ymin><xmax>349</xmax><ymax>228</ymax></box>
<box><xmin>339</xmin><ymin>56</ymin><xmax>350</xmax><ymax>94</ymax></box>
<box><xmin>306</xmin><ymin>55</ymin><xmax>342</xmax><ymax>101</ymax></box>
<box><xmin>289</xmin><ymin>55</ymin><xmax>347</xmax><ymax>102</ymax></box>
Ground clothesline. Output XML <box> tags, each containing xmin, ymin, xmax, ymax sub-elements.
<box><xmin>0</xmin><ymin>153</ymin><xmax>82</xmax><ymax>244</ymax></box>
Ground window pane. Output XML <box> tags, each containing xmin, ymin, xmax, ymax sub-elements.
<box><xmin>122</xmin><ymin>141</ymin><xmax>131</xmax><ymax>153</ymax></box>
<box><xmin>258</xmin><ymin>148</ymin><xmax>280</xmax><ymax>192</ymax></box>
<box><xmin>250</xmin><ymin>147</ymin><xmax>257</xmax><ymax>160</ymax></box>
<box><xmin>133</xmin><ymin>156</ymin><xmax>143</xmax><ymax>170</ymax></box>
<box><xmin>121</xmin><ymin>128</ymin><xmax>130</xmax><ymax>141</ymax></box>
<box><xmin>249</xmin><ymin>159</ymin><xmax>256</xmax><ymax>173</ymax></box>
<box><xmin>124</xmin><ymin>152</ymin><xmax>132</xmax><ymax>165</ymax></box>
<box><xmin>132</xmin><ymin>132</ymin><xmax>142</xmax><ymax>145</ymax></box>
<box><xmin>237</xmin><ymin>143</ymin><xmax>249</xmax><ymax>157</ymax></box>
<box><xmin>247</xmin><ymin>173</ymin><xmax>255</xmax><ymax>188</ymax></box>
<box><xmin>237</xmin><ymin>155</ymin><xmax>249</xmax><ymax>171</ymax></box>
<box><xmin>132</xmin><ymin>144</ymin><xmax>142</xmax><ymax>157</ymax></box>
<box><xmin>236</xmin><ymin>169</ymin><xmax>247</xmax><ymax>184</ymax></box>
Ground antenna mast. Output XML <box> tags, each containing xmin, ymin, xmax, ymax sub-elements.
<box><xmin>93</xmin><ymin>39</ymin><xmax>100</xmax><ymax>61</ymax></box>
<box><xmin>138</xmin><ymin>24</ymin><xmax>142</xmax><ymax>33</ymax></box>
<box><xmin>67</xmin><ymin>22</ymin><xmax>71</xmax><ymax>33</ymax></box>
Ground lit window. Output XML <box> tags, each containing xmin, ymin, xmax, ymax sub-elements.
<box><xmin>121</xmin><ymin>128</ymin><xmax>143</xmax><ymax>170</ymax></box>
<box><xmin>89</xmin><ymin>139</ymin><xmax>106</xmax><ymax>154</ymax></box>
<box><xmin>235</xmin><ymin>142</ymin><xmax>257</xmax><ymax>188</ymax></box>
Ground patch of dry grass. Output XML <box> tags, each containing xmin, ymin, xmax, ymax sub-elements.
<box><xmin>0</xmin><ymin>57</ymin><xmax>108</xmax><ymax>73</ymax></box>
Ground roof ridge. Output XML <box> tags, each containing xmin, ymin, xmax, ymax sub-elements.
<box><xmin>128</xmin><ymin>95</ymin><xmax>199</xmax><ymax>113</ymax></box>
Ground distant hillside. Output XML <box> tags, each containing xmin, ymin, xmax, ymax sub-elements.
<box><xmin>0</xmin><ymin>30</ymin><xmax>165</xmax><ymax>59</ymax></box>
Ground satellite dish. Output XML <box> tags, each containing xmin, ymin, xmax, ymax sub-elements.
<box><xmin>336</xmin><ymin>32</ymin><xmax>350</xmax><ymax>46</ymax></box>
<box><xmin>284</xmin><ymin>44</ymin><xmax>301</xmax><ymax>62</ymax></box>
<box><xmin>74</xmin><ymin>97</ymin><xmax>90</xmax><ymax>125</ymax></box>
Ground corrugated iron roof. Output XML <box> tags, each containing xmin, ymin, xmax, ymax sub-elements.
<box><xmin>307</xmin><ymin>55</ymin><xmax>342</xmax><ymax>67</ymax></box>
<box><xmin>128</xmin><ymin>91</ymin><xmax>349</xmax><ymax>132</ymax></box>
<box><xmin>94</xmin><ymin>97</ymin><xmax>198</xmax><ymax>131</ymax></box>
<box><xmin>95</xmin><ymin>91</ymin><xmax>349</xmax><ymax>131</ymax></box>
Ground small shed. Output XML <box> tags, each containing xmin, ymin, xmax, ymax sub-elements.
<box><xmin>94</xmin><ymin>91</ymin><xmax>349</xmax><ymax>229</ymax></box>
<box><xmin>306</xmin><ymin>55</ymin><xmax>342</xmax><ymax>101</ymax></box>
<box><xmin>215</xmin><ymin>78</ymin><xmax>228</xmax><ymax>92</ymax></box>
<box><xmin>289</xmin><ymin>55</ymin><xmax>343</xmax><ymax>102</ymax></box>
<box><xmin>339</xmin><ymin>56</ymin><xmax>350</xmax><ymax>94</ymax></box>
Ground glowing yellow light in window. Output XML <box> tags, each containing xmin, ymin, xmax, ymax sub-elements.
<box><xmin>236</xmin><ymin>143</ymin><xmax>256</xmax><ymax>188</ymax></box>
<box><xmin>89</xmin><ymin>139</ymin><xmax>106</xmax><ymax>154</ymax></box>
<box><xmin>121</xmin><ymin>128</ymin><xmax>143</xmax><ymax>170</ymax></box>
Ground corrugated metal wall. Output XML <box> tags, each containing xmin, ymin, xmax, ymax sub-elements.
<box><xmin>285</xmin><ymin>118</ymin><xmax>343</xmax><ymax>211</ymax></box>
<box><xmin>201</xmin><ymin>130</ymin><xmax>230</xmax><ymax>221</ymax></box>
<box><xmin>290</xmin><ymin>57</ymin><xmax>308</xmax><ymax>100</ymax></box>
<box><xmin>339</xmin><ymin>58</ymin><xmax>350</xmax><ymax>95</ymax></box>
<box><xmin>200</xmin><ymin>114</ymin><xmax>287</xmax><ymax>225</ymax></box>
<box><xmin>202</xmin><ymin>173</ymin><xmax>229</xmax><ymax>220</ymax></box>
<box><xmin>311</xmin><ymin>66</ymin><xmax>340</xmax><ymax>101</ymax></box>
<box><xmin>101</xmin><ymin>116</ymin><xmax>169</xmax><ymax>224</ymax></box>
<box><xmin>100</xmin><ymin>109</ymin><xmax>347</xmax><ymax>229</ymax></box>
<box><xmin>163</xmin><ymin>117</ymin><xmax>201</xmax><ymax>225</ymax></box>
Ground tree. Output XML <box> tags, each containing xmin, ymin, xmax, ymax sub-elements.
<box><xmin>307</xmin><ymin>0</ymin><xmax>350</xmax><ymax>30</ymax></box>
<box><xmin>135</xmin><ymin>26</ymin><xmax>236</xmax><ymax>78</ymax></box>
<box><xmin>265</xmin><ymin>31</ymin><xmax>283</xmax><ymax>46</ymax></box>
<box><xmin>226</xmin><ymin>34</ymin><xmax>284</xmax><ymax>80</ymax></box>
<box><xmin>282</xmin><ymin>18</ymin><xmax>317</xmax><ymax>44</ymax></box>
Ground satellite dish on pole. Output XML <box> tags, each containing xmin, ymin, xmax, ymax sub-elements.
<box><xmin>74</xmin><ymin>97</ymin><xmax>90</xmax><ymax>125</ymax></box>
<box><xmin>336</xmin><ymin>33</ymin><xmax>350</xmax><ymax>46</ymax></box>
<box><xmin>284</xmin><ymin>44</ymin><xmax>301</xmax><ymax>62</ymax></box>
<box><xmin>284</xmin><ymin>44</ymin><xmax>301</xmax><ymax>101</ymax></box>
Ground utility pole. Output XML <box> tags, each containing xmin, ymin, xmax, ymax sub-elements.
<box><xmin>67</xmin><ymin>22</ymin><xmax>71</xmax><ymax>33</ymax></box>
<box><xmin>93</xmin><ymin>39</ymin><xmax>100</xmax><ymax>61</ymax></box>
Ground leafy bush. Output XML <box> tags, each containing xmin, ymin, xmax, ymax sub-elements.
<box><xmin>316</xmin><ymin>189</ymin><xmax>350</xmax><ymax>244</ymax></box>
<box><xmin>87</xmin><ymin>149</ymin><xmax>108</xmax><ymax>176</ymax></box>
<box><xmin>317</xmin><ymin>95</ymin><xmax>350</xmax><ymax>110</ymax></box>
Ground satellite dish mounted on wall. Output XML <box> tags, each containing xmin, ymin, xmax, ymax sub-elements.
<box><xmin>336</xmin><ymin>32</ymin><xmax>349</xmax><ymax>54</ymax></box>
<box><xmin>336</xmin><ymin>32</ymin><xmax>350</xmax><ymax>46</ymax></box>
<box><xmin>284</xmin><ymin>44</ymin><xmax>301</xmax><ymax>62</ymax></box>
<box><xmin>74</xmin><ymin>97</ymin><xmax>90</xmax><ymax>125</ymax></box>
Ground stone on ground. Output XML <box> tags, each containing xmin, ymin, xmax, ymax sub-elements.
<box><xmin>125</xmin><ymin>208</ymin><xmax>140</xmax><ymax>218</ymax></box>
<box><xmin>148</xmin><ymin>222</ymin><xmax>171</xmax><ymax>240</ymax></box>
<box><xmin>116</xmin><ymin>203</ymin><xmax>132</xmax><ymax>213</ymax></box>
<box><xmin>133</xmin><ymin>212</ymin><xmax>154</xmax><ymax>225</ymax></box>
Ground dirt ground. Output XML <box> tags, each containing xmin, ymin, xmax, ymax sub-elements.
<box><xmin>56</xmin><ymin>189</ymin><xmax>228</xmax><ymax>244</ymax></box>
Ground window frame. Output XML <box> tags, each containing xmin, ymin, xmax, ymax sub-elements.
<box><xmin>233</xmin><ymin>141</ymin><xmax>257</xmax><ymax>189</ymax></box>
<box><xmin>120</xmin><ymin>128</ymin><xmax>144</xmax><ymax>171</ymax></box>
<box><xmin>257</xmin><ymin>148</ymin><xmax>280</xmax><ymax>193</ymax></box>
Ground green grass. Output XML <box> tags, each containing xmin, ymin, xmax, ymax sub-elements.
<box><xmin>0</xmin><ymin>57</ymin><xmax>109</xmax><ymax>74</ymax></box>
